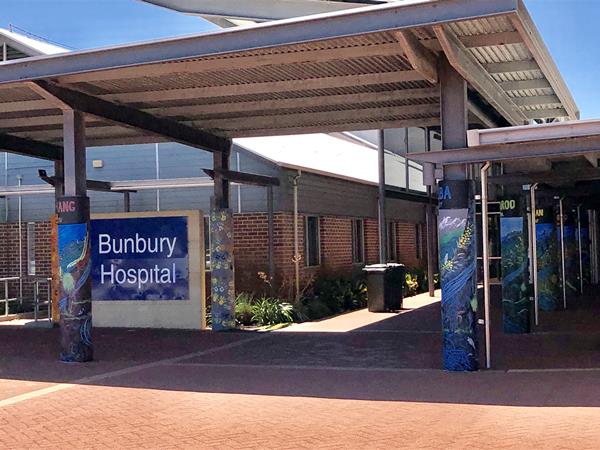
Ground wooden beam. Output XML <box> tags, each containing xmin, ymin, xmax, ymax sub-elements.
<box><xmin>192</xmin><ymin>103</ymin><xmax>440</xmax><ymax>131</ymax></box>
<box><xmin>423</xmin><ymin>31</ymin><xmax>523</xmax><ymax>51</ymax></box>
<box><xmin>227</xmin><ymin>117</ymin><xmax>440</xmax><ymax>138</ymax></box>
<box><xmin>393</xmin><ymin>31</ymin><xmax>438</xmax><ymax>84</ymax></box>
<box><xmin>499</xmin><ymin>79</ymin><xmax>552</xmax><ymax>91</ymax></box>
<box><xmin>0</xmin><ymin>99</ymin><xmax>53</xmax><ymax>114</ymax></box>
<box><xmin>512</xmin><ymin>95</ymin><xmax>561</xmax><ymax>107</ymax></box>
<box><xmin>468</xmin><ymin>100</ymin><xmax>500</xmax><ymax>129</ymax></box>
<box><xmin>484</xmin><ymin>60</ymin><xmax>539</xmax><ymax>74</ymax></box>
<box><xmin>203</xmin><ymin>168</ymin><xmax>280</xmax><ymax>187</ymax></box>
<box><xmin>100</xmin><ymin>70</ymin><xmax>426</xmax><ymax>104</ymax></box>
<box><xmin>524</xmin><ymin>108</ymin><xmax>568</xmax><ymax>120</ymax></box>
<box><xmin>58</xmin><ymin>42</ymin><xmax>406</xmax><ymax>84</ymax></box>
<box><xmin>55</xmin><ymin>32</ymin><xmax>523</xmax><ymax>86</ymax></box>
<box><xmin>146</xmin><ymin>87</ymin><xmax>440</xmax><ymax>118</ymax></box>
<box><xmin>31</xmin><ymin>80</ymin><xmax>229</xmax><ymax>152</ymax></box>
<box><xmin>0</xmin><ymin>133</ymin><xmax>62</xmax><ymax>160</ymax></box>
<box><xmin>433</xmin><ymin>25</ymin><xmax>526</xmax><ymax>126</ymax></box>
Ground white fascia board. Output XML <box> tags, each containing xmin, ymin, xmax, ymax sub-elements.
<box><xmin>468</xmin><ymin>119</ymin><xmax>600</xmax><ymax>147</ymax></box>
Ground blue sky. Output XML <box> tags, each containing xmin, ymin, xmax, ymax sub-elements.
<box><xmin>1</xmin><ymin>0</ymin><xmax>598</xmax><ymax>118</ymax></box>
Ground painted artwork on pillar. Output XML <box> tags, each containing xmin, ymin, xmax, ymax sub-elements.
<box><xmin>580</xmin><ymin>227</ymin><xmax>590</xmax><ymax>284</ymax></box>
<box><xmin>562</xmin><ymin>224</ymin><xmax>579</xmax><ymax>295</ymax></box>
<box><xmin>58</xmin><ymin>222</ymin><xmax>93</xmax><ymax>362</ymax></box>
<box><xmin>536</xmin><ymin>222</ymin><xmax>560</xmax><ymax>311</ymax></box>
<box><xmin>500</xmin><ymin>216</ymin><xmax>530</xmax><ymax>334</ymax></box>
<box><xmin>439</xmin><ymin>207</ymin><xmax>478</xmax><ymax>371</ymax></box>
<box><xmin>210</xmin><ymin>209</ymin><xmax>236</xmax><ymax>331</ymax></box>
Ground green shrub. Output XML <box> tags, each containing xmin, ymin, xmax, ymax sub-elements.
<box><xmin>235</xmin><ymin>296</ymin><xmax>255</xmax><ymax>326</ymax></box>
<box><xmin>404</xmin><ymin>272</ymin><xmax>420</xmax><ymax>297</ymax></box>
<box><xmin>312</xmin><ymin>275</ymin><xmax>367</xmax><ymax>313</ymax></box>
<box><xmin>251</xmin><ymin>297</ymin><xmax>294</xmax><ymax>326</ymax></box>
<box><xmin>305</xmin><ymin>298</ymin><xmax>333</xmax><ymax>320</ymax></box>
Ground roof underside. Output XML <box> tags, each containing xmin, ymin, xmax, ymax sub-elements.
<box><xmin>0</xmin><ymin>0</ymin><xmax>579</xmax><ymax>154</ymax></box>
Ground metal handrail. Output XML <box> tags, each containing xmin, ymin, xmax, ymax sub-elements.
<box><xmin>33</xmin><ymin>277</ymin><xmax>52</xmax><ymax>323</ymax></box>
<box><xmin>0</xmin><ymin>277</ymin><xmax>20</xmax><ymax>317</ymax></box>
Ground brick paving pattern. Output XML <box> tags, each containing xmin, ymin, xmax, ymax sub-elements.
<box><xmin>1</xmin><ymin>291</ymin><xmax>599</xmax><ymax>449</ymax></box>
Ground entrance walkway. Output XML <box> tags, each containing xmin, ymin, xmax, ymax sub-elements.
<box><xmin>0</xmin><ymin>291</ymin><xmax>599</xmax><ymax>448</ymax></box>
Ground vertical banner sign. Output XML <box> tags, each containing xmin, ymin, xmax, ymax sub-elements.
<box><xmin>536</xmin><ymin>205</ymin><xmax>560</xmax><ymax>311</ymax></box>
<box><xmin>500</xmin><ymin>196</ymin><xmax>530</xmax><ymax>334</ymax></box>
<box><xmin>56</xmin><ymin>196</ymin><xmax>93</xmax><ymax>362</ymax></box>
<box><xmin>438</xmin><ymin>180</ymin><xmax>478</xmax><ymax>371</ymax></box>
<box><xmin>562</xmin><ymin>207</ymin><xmax>579</xmax><ymax>295</ymax></box>
<box><xmin>90</xmin><ymin>216</ymin><xmax>189</xmax><ymax>301</ymax></box>
<box><xmin>210</xmin><ymin>208</ymin><xmax>236</xmax><ymax>331</ymax></box>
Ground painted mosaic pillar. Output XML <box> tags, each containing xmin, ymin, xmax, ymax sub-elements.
<box><xmin>579</xmin><ymin>211</ymin><xmax>590</xmax><ymax>285</ymax></box>
<box><xmin>438</xmin><ymin>180</ymin><xmax>478</xmax><ymax>372</ymax></box>
<box><xmin>500</xmin><ymin>196</ymin><xmax>530</xmax><ymax>334</ymax></box>
<box><xmin>56</xmin><ymin>196</ymin><xmax>93</xmax><ymax>362</ymax></box>
<box><xmin>535</xmin><ymin>204</ymin><xmax>560</xmax><ymax>311</ymax></box>
<box><xmin>560</xmin><ymin>205</ymin><xmax>579</xmax><ymax>297</ymax></box>
<box><xmin>210</xmin><ymin>208</ymin><xmax>236</xmax><ymax>331</ymax></box>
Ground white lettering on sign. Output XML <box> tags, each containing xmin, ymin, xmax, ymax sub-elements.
<box><xmin>100</xmin><ymin>263</ymin><xmax>176</xmax><ymax>289</ymax></box>
<box><xmin>98</xmin><ymin>233</ymin><xmax>177</xmax><ymax>258</ymax></box>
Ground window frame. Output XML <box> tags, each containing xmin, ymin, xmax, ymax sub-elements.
<box><xmin>415</xmin><ymin>224</ymin><xmax>423</xmax><ymax>260</ymax></box>
<box><xmin>351</xmin><ymin>218</ymin><xmax>365</xmax><ymax>265</ymax></box>
<box><xmin>386</xmin><ymin>221</ymin><xmax>398</xmax><ymax>263</ymax></box>
<box><xmin>304</xmin><ymin>215</ymin><xmax>321</xmax><ymax>267</ymax></box>
<box><xmin>26</xmin><ymin>222</ymin><xmax>36</xmax><ymax>276</ymax></box>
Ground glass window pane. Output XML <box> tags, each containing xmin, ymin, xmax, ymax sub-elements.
<box><xmin>429</xmin><ymin>129</ymin><xmax>442</xmax><ymax>151</ymax></box>
<box><xmin>305</xmin><ymin>216</ymin><xmax>320</xmax><ymax>267</ymax></box>
<box><xmin>27</xmin><ymin>222</ymin><xmax>36</xmax><ymax>276</ymax></box>
<box><xmin>407</xmin><ymin>127</ymin><xmax>427</xmax><ymax>153</ymax></box>
<box><xmin>352</xmin><ymin>219</ymin><xmax>364</xmax><ymax>264</ymax></box>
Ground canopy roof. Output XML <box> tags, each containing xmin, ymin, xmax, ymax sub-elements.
<box><xmin>0</xmin><ymin>0</ymin><xmax>578</xmax><ymax>158</ymax></box>
<box><xmin>0</xmin><ymin>28</ymin><xmax>67</xmax><ymax>60</ymax></box>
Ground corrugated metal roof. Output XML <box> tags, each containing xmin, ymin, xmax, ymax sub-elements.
<box><xmin>0</xmin><ymin>0</ymin><xmax>579</xmax><ymax>155</ymax></box>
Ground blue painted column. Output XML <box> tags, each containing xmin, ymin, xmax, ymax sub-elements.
<box><xmin>438</xmin><ymin>180</ymin><xmax>478</xmax><ymax>371</ymax></box>
<box><xmin>500</xmin><ymin>196</ymin><xmax>530</xmax><ymax>334</ymax></box>
<box><xmin>536</xmin><ymin>203</ymin><xmax>561</xmax><ymax>311</ymax></box>
<box><xmin>57</xmin><ymin>197</ymin><xmax>93</xmax><ymax>362</ymax></box>
<box><xmin>562</xmin><ymin>206</ymin><xmax>579</xmax><ymax>296</ymax></box>
<box><xmin>210</xmin><ymin>143</ymin><xmax>235</xmax><ymax>330</ymax></box>
<box><xmin>57</xmin><ymin>109</ymin><xmax>92</xmax><ymax>362</ymax></box>
<box><xmin>210</xmin><ymin>208</ymin><xmax>236</xmax><ymax>330</ymax></box>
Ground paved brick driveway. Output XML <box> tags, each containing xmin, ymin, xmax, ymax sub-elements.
<box><xmin>1</xmin><ymin>292</ymin><xmax>599</xmax><ymax>449</ymax></box>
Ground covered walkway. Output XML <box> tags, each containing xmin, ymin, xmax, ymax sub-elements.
<box><xmin>0</xmin><ymin>0</ymin><xmax>579</xmax><ymax>369</ymax></box>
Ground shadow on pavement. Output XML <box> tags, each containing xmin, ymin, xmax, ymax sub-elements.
<box><xmin>0</xmin><ymin>289</ymin><xmax>599</xmax><ymax>408</ymax></box>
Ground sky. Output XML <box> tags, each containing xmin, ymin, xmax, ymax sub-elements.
<box><xmin>1</xmin><ymin>0</ymin><xmax>599</xmax><ymax>119</ymax></box>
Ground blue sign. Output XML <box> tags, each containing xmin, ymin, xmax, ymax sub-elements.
<box><xmin>91</xmin><ymin>216</ymin><xmax>189</xmax><ymax>301</ymax></box>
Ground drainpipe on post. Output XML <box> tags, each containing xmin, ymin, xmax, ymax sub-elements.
<box><xmin>17</xmin><ymin>175</ymin><xmax>23</xmax><ymax>304</ymax></box>
<box><xmin>292</xmin><ymin>171</ymin><xmax>302</xmax><ymax>302</ymax></box>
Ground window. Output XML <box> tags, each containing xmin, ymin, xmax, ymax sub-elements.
<box><xmin>387</xmin><ymin>221</ymin><xmax>397</xmax><ymax>262</ymax></box>
<box><xmin>416</xmin><ymin>224</ymin><xmax>423</xmax><ymax>260</ymax></box>
<box><xmin>352</xmin><ymin>219</ymin><xmax>365</xmax><ymax>264</ymax></box>
<box><xmin>407</xmin><ymin>127</ymin><xmax>427</xmax><ymax>153</ymax></box>
<box><xmin>27</xmin><ymin>222</ymin><xmax>36</xmax><ymax>276</ymax></box>
<box><xmin>304</xmin><ymin>216</ymin><xmax>321</xmax><ymax>267</ymax></box>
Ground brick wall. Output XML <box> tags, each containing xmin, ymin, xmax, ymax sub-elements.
<box><xmin>0</xmin><ymin>214</ymin><xmax>431</xmax><ymax>302</ymax></box>
<box><xmin>0</xmin><ymin>221</ymin><xmax>52</xmax><ymax>305</ymax></box>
